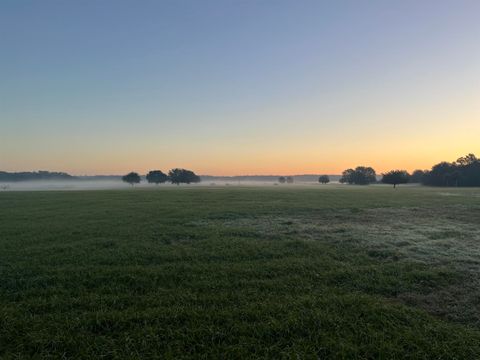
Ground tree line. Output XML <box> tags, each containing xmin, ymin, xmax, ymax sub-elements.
<box><xmin>331</xmin><ymin>153</ymin><xmax>480</xmax><ymax>188</ymax></box>
<box><xmin>2</xmin><ymin>153</ymin><xmax>478</xmax><ymax>188</ymax></box>
<box><xmin>122</xmin><ymin>168</ymin><xmax>201</xmax><ymax>186</ymax></box>
<box><xmin>419</xmin><ymin>154</ymin><xmax>480</xmax><ymax>187</ymax></box>
<box><xmin>0</xmin><ymin>171</ymin><xmax>73</xmax><ymax>182</ymax></box>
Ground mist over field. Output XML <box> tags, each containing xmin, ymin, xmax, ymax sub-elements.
<box><xmin>0</xmin><ymin>174</ymin><xmax>343</xmax><ymax>191</ymax></box>
<box><xmin>0</xmin><ymin>178</ymin><xmax>341</xmax><ymax>191</ymax></box>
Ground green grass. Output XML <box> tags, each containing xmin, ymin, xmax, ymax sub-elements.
<box><xmin>1</xmin><ymin>185</ymin><xmax>480</xmax><ymax>359</ymax></box>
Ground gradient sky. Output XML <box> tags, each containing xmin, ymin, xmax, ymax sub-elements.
<box><xmin>1</xmin><ymin>0</ymin><xmax>479</xmax><ymax>175</ymax></box>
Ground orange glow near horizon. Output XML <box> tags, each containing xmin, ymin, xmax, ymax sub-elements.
<box><xmin>3</xmin><ymin>77</ymin><xmax>478</xmax><ymax>176</ymax></box>
<box><xmin>2</xmin><ymin>134</ymin><xmax>478</xmax><ymax>176</ymax></box>
<box><xmin>2</xmin><ymin>1</ymin><xmax>480</xmax><ymax>177</ymax></box>
<box><xmin>3</xmin><ymin>101</ymin><xmax>479</xmax><ymax>176</ymax></box>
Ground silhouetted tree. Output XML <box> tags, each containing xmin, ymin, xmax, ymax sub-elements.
<box><xmin>340</xmin><ymin>166</ymin><xmax>376</xmax><ymax>185</ymax></box>
<box><xmin>456</xmin><ymin>153</ymin><xmax>477</xmax><ymax>167</ymax></box>
<box><xmin>454</xmin><ymin>154</ymin><xmax>480</xmax><ymax>186</ymax></box>
<box><xmin>278</xmin><ymin>176</ymin><xmax>286</xmax><ymax>184</ymax></box>
<box><xmin>381</xmin><ymin>170</ymin><xmax>409</xmax><ymax>188</ymax></box>
<box><xmin>340</xmin><ymin>169</ymin><xmax>354</xmax><ymax>184</ymax></box>
<box><xmin>168</xmin><ymin>168</ymin><xmax>201</xmax><ymax>185</ymax></box>
<box><xmin>286</xmin><ymin>176</ymin><xmax>294</xmax><ymax>184</ymax></box>
<box><xmin>422</xmin><ymin>162</ymin><xmax>456</xmax><ymax>186</ymax></box>
<box><xmin>146</xmin><ymin>170</ymin><xmax>168</xmax><ymax>185</ymax></box>
<box><xmin>318</xmin><ymin>175</ymin><xmax>330</xmax><ymax>184</ymax></box>
<box><xmin>410</xmin><ymin>169</ymin><xmax>426</xmax><ymax>183</ymax></box>
<box><xmin>122</xmin><ymin>172</ymin><xmax>141</xmax><ymax>186</ymax></box>
<box><xmin>421</xmin><ymin>154</ymin><xmax>480</xmax><ymax>187</ymax></box>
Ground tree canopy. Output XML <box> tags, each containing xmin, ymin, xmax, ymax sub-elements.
<box><xmin>146</xmin><ymin>170</ymin><xmax>168</xmax><ymax>185</ymax></box>
<box><xmin>278</xmin><ymin>176</ymin><xmax>286</xmax><ymax>184</ymax></box>
<box><xmin>340</xmin><ymin>166</ymin><xmax>376</xmax><ymax>185</ymax></box>
<box><xmin>318</xmin><ymin>175</ymin><xmax>330</xmax><ymax>184</ymax></box>
<box><xmin>410</xmin><ymin>169</ymin><xmax>426</xmax><ymax>183</ymax></box>
<box><xmin>122</xmin><ymin>172</ymin><xmax>141</xmax><ymax>186</ymax></box>
<box><xmin>422</xmin><ymin>154</ymin><xmax>480</xmax><ymax>187</ymax></box>
<box><xmin>168</xmin><ymin>168</ymin><xmax>201</xmax><ymax>185</ymax></box>
<box><xmin>381</xmin><ymin>170</ymin><xmax>409</xmax><ymax>188</ymax></box>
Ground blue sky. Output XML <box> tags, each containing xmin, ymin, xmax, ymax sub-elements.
<box><xmin>1</xmin><ymin>0</ymin><xmax>479</xmax><ymax>175</ymax></box>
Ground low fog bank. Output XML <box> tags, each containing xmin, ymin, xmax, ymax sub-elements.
<box><xmin>202</xmin><ymin>175</ymin><xmax>341</xmax><ymax>183</ymax></box>
<box><xmin>0</xmin><ymin>177</ymin><xmax>340</xmax><ymax>191</ymax></box>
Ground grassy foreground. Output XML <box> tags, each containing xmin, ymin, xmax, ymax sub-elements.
<box><xmin>1</xmin><ymin>185</ymin><xmax>480</xmax><ymax>359</ymax></box>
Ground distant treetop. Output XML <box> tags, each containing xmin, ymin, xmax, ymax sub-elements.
<box><xmin>340</xmin><ymin>166</ymin><xmax>376</xmax><ymax>185</ymax></box>
<box><xmin>422</xmin><ymin>153</ymin><xmax>480</xmax><ymax>187</ymax></box>
<box><xmin>381</xmin><ymin>170</ymin><xmax>409</xmax><ymax>188</ymax></box>
<box><xmin>146</xmin><ymin>170</ymin><xmax>168</xmax><ymax>185</ymax></box>
<box><xmin>168</xmin><ymin>168</ymin><xmax>201</xmax><ymax>185</ymax></box>
<box><xmin>318</xmin><ymin>175</ymin><xmax>330</xmax><ymax>184</ymax></box>
<box><xmin>122</xmin><ymin>172</ymin><xmax>141</xmax><ymax>186</ymax></box>
<box><xmin>410</xmin><ymin>169</ymin><xmax>426</xmax><ymax>183</ymax></box>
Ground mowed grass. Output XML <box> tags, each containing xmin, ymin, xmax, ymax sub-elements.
<box><xmin>1</xmin><ymin>185</ymin><xmax>480</xmax><ymax>359</ymax></box>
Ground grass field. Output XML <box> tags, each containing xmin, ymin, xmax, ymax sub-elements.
<box><xmin>1</xmin><ymin>185</ymin><xmax>480</xmax><ymax>359</ymax></box>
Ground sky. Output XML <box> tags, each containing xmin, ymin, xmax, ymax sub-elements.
<box><xmin>1</xmin><ymin>0</ymin><xmax>479</xmax><ymax>175</ymax></box>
